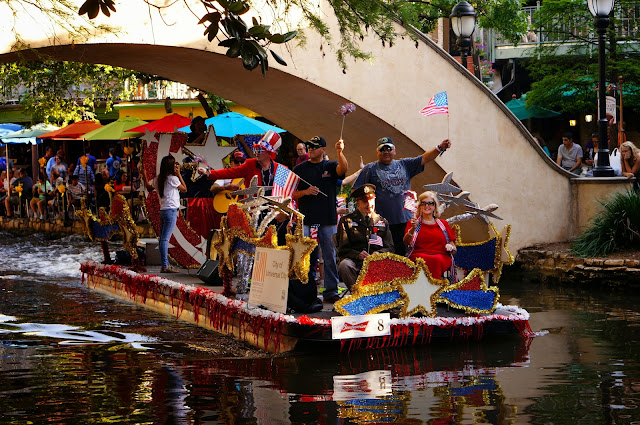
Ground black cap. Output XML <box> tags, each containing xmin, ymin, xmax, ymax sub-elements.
<box><xmin>351</xmin><ymin>184</ymin><xmax>376</xmax><ymax>200</ymax></box>
<box><xmin>306</xmin><ymin>136</ymin><xmax>326</xmax><ymax>149</ymax></box>
<box><xmin>377</xmin><ymin>137</ymin><xmax>394</xmax><ymax>150</ymax></box>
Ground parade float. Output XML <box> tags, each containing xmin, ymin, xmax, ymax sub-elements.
<box><xmin>79</xmin><ymin>129</ymin><xmax>535</xmax><ymax>354</ymax></box>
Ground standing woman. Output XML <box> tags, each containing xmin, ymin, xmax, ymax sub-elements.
<box><xmin>620</xmin><ymin>141</ymin><xmax>640</xmax><ymax>191</ymax></box>
<box><xmin>403</xmin><ymin>191</ymin><xmax>456</xmax><ymax>279</ymax></box>
<box><xmin>154</xmin><ymin>155</ymin><xmax>187</xmax><ymax>273</ymax></box>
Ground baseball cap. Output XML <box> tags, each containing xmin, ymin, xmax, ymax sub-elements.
<box><xmin>306</xmin><ymin>136</ymin><xmax>326</xmax><ymax>149</ymax></box>
<box><xmin>377</xmin><ymin>137</ymin><xmax>394</xmax><ymax>150</ymax></box>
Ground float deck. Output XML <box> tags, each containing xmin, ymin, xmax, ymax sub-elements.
<box><xmin>81</xmin><ymin>261</ymin><xmax>533</xmax><ymax>354</ymax></box>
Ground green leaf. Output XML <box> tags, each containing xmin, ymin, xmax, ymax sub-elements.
<box><xmin>270</xmin><ymin>50</ymin><xmax>287</xmax><ymax>66</ymax></box>
<box><xmin>269</xmin><ymin>33</ymin><xmax>286</xmax><ymax>43</ymax></box>
<box><xmin>198</xmin><ymin>12</ymin><xmax>221</xmax><ymax>25</ymax></box>
<box><xmin>282</xmin><ymin>31</ymin><xmax>297</xmax><ymax>43</ymax></box>
<box><xmin>225</xmin><ymin>39</ymin><xmax>242</xmax><ymax>58</ymax></box>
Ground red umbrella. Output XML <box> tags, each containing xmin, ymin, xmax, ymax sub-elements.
<box><xmin>38</xmin><ymin>120</ymin><xmax>103</xmax><ymax>139</ymax></box>
<box><xmin>125</xmin><ymin>113</ymin><xmax>192</xmax><ymax>133</ymax></box>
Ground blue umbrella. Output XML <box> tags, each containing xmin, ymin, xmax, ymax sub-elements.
<box><xmin>0</xmin><ymin>123</ymin><xmax>24</xmax><ymax>132</ymax></box>
<box><xmin>177</xmin><ymin>112</ymin><xmax>285</xmax><ymax>137</ymax></box>
<box><xmin>0</xmin><ymin>123</ymin><xmax>24</xmax><ymax>140</ymax></box>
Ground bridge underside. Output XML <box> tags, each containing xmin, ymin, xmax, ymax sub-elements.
<box><xmin>0</xmin><ymin>44</ymin><xmax>446</xmax><ymax>188</ymax></box>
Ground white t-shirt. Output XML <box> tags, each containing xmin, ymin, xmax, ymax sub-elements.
<box><xmin>158</xmin><ymin>175</ymin><xmax>181</xmax><ymax>210</ymax></box>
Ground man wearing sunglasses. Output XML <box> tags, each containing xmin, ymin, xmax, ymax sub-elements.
<box><xmin>293</xmin><ymin>136</ymin><xmax>348</xmax><ymax>303</ymax></box>
<box><xmin>353</xmin><ymin>136</ymin><xmax>451</xmax><ymax>256</ymax></box>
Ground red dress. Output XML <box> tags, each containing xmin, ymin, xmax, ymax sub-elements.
<box><xmin>405</xmin><ymin>219</ymin><xmax>455</xmax><ymax>278</ymax></box>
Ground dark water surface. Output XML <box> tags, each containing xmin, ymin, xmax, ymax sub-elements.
<box><xmin>0</xmin><ymin>232</ymin><xmax>639</xmax><ymax>424</ymax></box>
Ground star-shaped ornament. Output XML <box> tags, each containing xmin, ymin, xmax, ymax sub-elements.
<box><xmin>284</xmin><ymin>226</ymin><xmax>317</xmax><ymax>283</ymax></box>
<box><xmin>396</xmin><ymin>259</ymin><xmax>446</xmax><ymax>318</ymax></box>
<box><xmin>213</xmin><ymin>220</ymin><xmax>236</xmax><ymax>271</ymax></box>
<box><xmin>177</xmin><ymin>126</ymin><xmax>237</xmax><ymax>171</ymax></box>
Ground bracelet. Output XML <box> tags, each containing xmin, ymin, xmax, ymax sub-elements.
<box><xmin>436</xmin><ymin>145</ymin><xmax>446</xmax><ymax>154</ymax></box>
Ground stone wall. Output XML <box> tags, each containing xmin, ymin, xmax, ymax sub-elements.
<box><xmin>0</xmin><ymin>216</ymin><xmax>155</xmax><ymax>239</ymax></box>
<box><xmin>517</xmin><ymin>247</ymin><xmax>640</xmax><ymax>287</ymax></box>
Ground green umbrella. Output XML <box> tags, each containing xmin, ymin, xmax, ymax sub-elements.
<box><xmin>82</xmin><ymin>116</ymin><xmax>147</xmax><ymax>140</ymax></box>
<box><xmin>505</xmin><ymin>95</ymin><xmax>561</xmax><ymax>120</ymax></box>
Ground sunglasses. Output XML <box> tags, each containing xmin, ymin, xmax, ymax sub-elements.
<box><xmin>420</xmin><ymin>201</ymin><xmax>436</xmax><ymax>207</ymax></box>
<box><xmin>378</xmin><ymin>145</ymin><xmax>393</xmax><ymax>152</ymax></box>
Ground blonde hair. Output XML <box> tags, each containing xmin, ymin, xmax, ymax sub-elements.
<box><xmin>621</xmin><ymin>141</ymin><xmax>640</xmax><ymax>165</ymax></box>
<box><xmin>418</xmin><ymin>191</ymin><xmax>445</xmax><ymax>218</ymax></box>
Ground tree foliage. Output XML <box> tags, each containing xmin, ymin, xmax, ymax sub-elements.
<box><xmin>0</xmin><ymin>61</ymin><xmax>144</xmax><ymax>124</ymax></box>
<box><xmin>75</xmin><ymin>0</ymin><xmax>528</xmax><ymax>71</ymax></box>
<box><xmin>525</xmin><ymin>0</ymin><xmax>640</xmax><ymax>114</ymax></box>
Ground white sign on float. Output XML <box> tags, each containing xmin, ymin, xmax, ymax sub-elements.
<box><xmin>249</xmin><ymin>247</ymin><xmax>290</xmax><ymax>314</ymax></box>
<box><xmin>330</xmin><ymin>313</ymin><xmax>391</xmax><ymax>340</ymax></box>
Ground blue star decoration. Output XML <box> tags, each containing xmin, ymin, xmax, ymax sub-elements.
<box><xmin>334</xmin><ymin>253</ymin><xmax>449</xmax><ymax>318</ymax></box>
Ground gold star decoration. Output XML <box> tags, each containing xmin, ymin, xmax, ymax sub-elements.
<box><xmin>213</xmin><ymin>217</ymin><xmax>235</xmax><ymax>271</ymax></box>
<box><xmin>284</xmin><ymin>220</ymin><xmax>317</xmax><ymax>283</ymax></box>
<box><xmin>435</xmin><ymin>267</ymin><xmax>500</xmax><ymax>314</ymax></box>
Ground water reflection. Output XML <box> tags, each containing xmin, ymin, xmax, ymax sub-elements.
<box><xmin>0</xmin><ymin>234</ymin><xmax>639</xmax><ymax>424</ymax></box>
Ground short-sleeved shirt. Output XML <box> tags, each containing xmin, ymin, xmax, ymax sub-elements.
<box><xmin>35</xmin><ymin>181</ymin><xmax>53</xmax><ymax>200</ymax></box>
<box><xmin>76</xmin><ymin>154</ymin><xmax>97</xmax><ymax>171</ymax></box>
<box><xmin>294</xmin><ymin>159</ymin><xmax>344</xmax><ymax>225</ymax></box>
<box><xmin>558</xmin><ymin>143</ymin><xmax>583</xmax><ymax>169</ymax></box>
<box><xmin>106</xmin><ymin>156</ymin><xmax>123</xmax><ymax>178</ymax></box>
<box><xmin>158</xmin><ymin>175</ymin><xmax>181</xmax><ymax>210</ymax></box>
<box><xmin>68</xmin><ymin>183</ymin><xmax>86</xmax><ymax>200</ymax></box>
<box><xmin>354</xmin><ymin>156</ymin><xmax>424</xmax><ymax>225</ymax></box>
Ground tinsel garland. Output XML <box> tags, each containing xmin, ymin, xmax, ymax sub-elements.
<box><xmin>80</xmin><ymin>261</ymin><xmax>535</xmax><ymax>351</ymax></box>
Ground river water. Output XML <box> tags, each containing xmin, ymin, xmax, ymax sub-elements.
<box><xmin>0</xmin><ymin>232</ymin><xmax>639</xmax><ymax>424</ymax></box>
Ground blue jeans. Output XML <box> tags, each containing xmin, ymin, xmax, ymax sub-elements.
<box><xmin>304</xmin><ymin>224</ymin><xmax>339</xmax><ymax>300</ymax></box>
<box><xmin>159</xmin><ymin>208</ymin><xmax>178</xmax><ymax>268</ymax></box>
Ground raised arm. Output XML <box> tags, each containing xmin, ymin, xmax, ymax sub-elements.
<box><xmin>421</xmin><ymin>139</ymin><xmax>451</xmax><ymax>166</ymax></box>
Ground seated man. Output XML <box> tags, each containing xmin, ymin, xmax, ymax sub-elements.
<box><xmin>4</xmin><ymin>168</ymin><xmax>33</xmax><ymax>218</ymax></box>
<box><xmin>336</xmin><ymin>184</ymin><xmax>394</xmax><ymax>290</ymax></box>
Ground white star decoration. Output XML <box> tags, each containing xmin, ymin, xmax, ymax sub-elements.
<box><xmin>178</xmin><ymin>127</ymin><xmax>237</xmax><ymax>170</ymax></box>
<box><xmin>397</xmin><ymin>261</ymin><xmax>445</xmax><ymax>317</ymax></box>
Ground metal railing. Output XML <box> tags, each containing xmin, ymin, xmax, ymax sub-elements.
<box><xmin>494</xmin><ymin>4</ymin><xmax>640</xmax><ymax>47</ymax></box>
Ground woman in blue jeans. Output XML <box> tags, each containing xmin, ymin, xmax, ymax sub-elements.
<box><xmin>156</xmin><ymin>155</ymin><xmax>186</xmax><ymax>273</ymax></box>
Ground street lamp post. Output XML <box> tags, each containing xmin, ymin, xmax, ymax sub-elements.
<box><xmin>588</xmin><ymin>0</ymin><xmax>615</xmax><ymax>176</ymax></box>
<box><xmin>450</xmin><ymin>1</ymin><xmax>477</xmax><ymax>71</ymax></box>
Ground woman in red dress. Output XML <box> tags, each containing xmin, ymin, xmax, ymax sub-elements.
<box><xmin>403</xmin><ymin>190</ymin><xmax>456</xmax><ymax>278</ymax></box>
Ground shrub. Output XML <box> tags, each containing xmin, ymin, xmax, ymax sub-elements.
<box><xmin>571</xmin><ymin>190</ymin><xmax>640</xmax><ymax>257</ymax></box>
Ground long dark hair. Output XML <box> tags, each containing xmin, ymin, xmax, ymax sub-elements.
<box><xmin>158</xmin><ymin>155</ymin><xmax>176</xmax><ymax>198</ymax></box>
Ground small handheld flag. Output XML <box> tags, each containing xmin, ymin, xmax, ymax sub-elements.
<box><xmin>420</xmin><ymin>92</ymin><xmax>449</xmax><ymax>117</ymax></box>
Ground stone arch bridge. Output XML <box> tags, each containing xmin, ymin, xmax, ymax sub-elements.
<box><xmin>0</xmin><ymin>0</ymin><xmax>628</xmax><ymax>252</ymax></box>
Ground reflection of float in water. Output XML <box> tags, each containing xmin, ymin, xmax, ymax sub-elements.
<box><xmin>168</xmin><ymin>340</ymin><xmax>531</xmax><ymax>424</ymax></box>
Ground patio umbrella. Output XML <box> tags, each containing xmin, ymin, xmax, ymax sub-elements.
<box><xmin>82</xmin><ymin>116</ymin><xmax>147</xmax><ymax>140</ymax></box>
<box><xmin>0</xmin><ymin>123</ymin><xmax>24</xmax><ymax>139</ymax></box>
<box><xmin>38</xmin><ymin>120</ymin><xmax>103</xmax><ymax>139</ymax></box>
<box><xmin>505</xmin><ymin>95</ymin><xmax>561</xmax><ymax>120</ymax></box>
<box><xmin>177</xmin><ymin>112</ymin><xmax>285</xmax><ymax>137</ymax></box>
<box><xmin>1</xmin><ymin>123</ymin><xmax>55</xmax><ymax>179</ymax></box>
<box><xmin>125</xmin><ymin>113</ymin><xmax>192</xmax><ymax>134</ymax></box>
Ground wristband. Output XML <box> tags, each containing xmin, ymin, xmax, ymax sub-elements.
<box><xmin>436</xmin><ymin>145</ymin><xmax>446</xmax><ymax>154</ymax></box>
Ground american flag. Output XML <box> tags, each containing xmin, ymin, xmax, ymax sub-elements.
<box><xmin>369</xmin><ymin>233</ymin><xmax>383</xmax><ymax>247</ymax></box>
<box><xmin>272</xmin><ymin>165</ymin><xmax>301</xmax><ymax>199</ymax></box>
<box><xmin>403</xmin><ymin>190</ymin><xmax>418</xmax><ymax>214</ymax></box>
<box><xmin>420</xmin><ymin>91</ymin><xmax>449</xmax><ymax>117</ymax></box>
<box><xmin>310</xmin><ymin>225</ymin><xmax>318</xmax><ymax>241</ymax></box>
